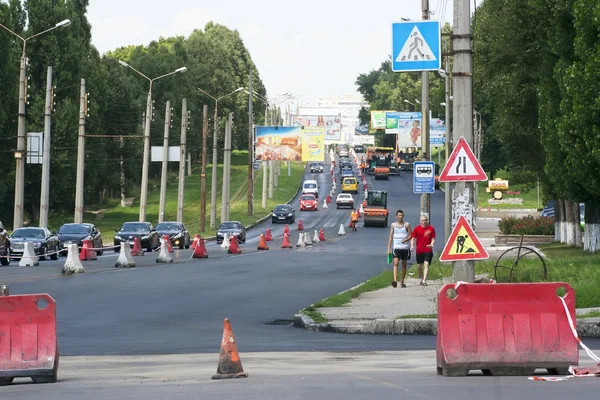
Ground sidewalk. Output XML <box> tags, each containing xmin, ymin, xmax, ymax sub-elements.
<box><xmin>294</xmin><ymin>215</ymin><xmax>600</xmax><ymax>338</ymax></box>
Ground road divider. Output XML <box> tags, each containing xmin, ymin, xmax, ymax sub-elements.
<box><xmin>156</xmin><ymin>238</ymin><xmax>174</xmax><ymax>264</ymax></box>
<box><xmin>115</xmin><ymin>242</ymin><xmax>136</xmax><ymax>268</ymax></box>
<box><xmin>62</xmin><ymin>243</ymin><xmax>84</xmax><ymax>274</ymax></box>
<box><xmin>19</xmin><ymin>242</ymin><xmax>39</xmax><ymax>267</ymax></box>
<box><xmin>296</xmin><ymin>233</ymin><xmax>305</xmax><ymax>248</ymax></box>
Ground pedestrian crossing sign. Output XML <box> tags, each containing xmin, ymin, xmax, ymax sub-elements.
<box><xmin>439</xmin><ymin>216</ymin><xmax>489</xmax><ymax>262</ymax></box>
<box><xmin>391</xmin><ymin>21</ymin><xmax>441</xmax><ymax>72</ymax></box>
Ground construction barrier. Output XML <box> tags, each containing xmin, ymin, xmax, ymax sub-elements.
<box><xmin>319</xmin><ymin>228</ymin><xmax>326</xmax><ymax>241</ymax></box>
<box><xmin>281</xmin><ymin>233</ymin><xmax>292</xmax><ymax>249</ymax></box>
<box><xmin>297</xmin><ymin>220</ymin><xmax>304</xmax><ymax>231</ymax></box>
<box><xmin>191</xmin><ymin>234</ymin><xmax>201</xmax><ymax>250</ymax></box>
<box><xmin>265</xmin><ymin>229</ymin><xmax>273</xmax><ymax>242</ymax></box>
<box><xmin>192</xmin><ymin>238</ymin><xmax>209</xmax><ymax>258</ymax></box>
<box><xmin>19</xmin><ymin>242</ymin><xmax>39</xmax><ymax>267</ymax></box>
<box><xmin>131</xmin><ymin>237</ymin><xmax>144</xmax><ymax>256</ymax></box>
<box><xmin>163</xmin><ymin>235</ymin><xmax>174</xmax><ymax>253</ymax></box>
<box><xmin>437</xmin><ymin>282</ymin><xmax>578</xmax><ymax>377</ymax></box>
<box><xmin>296</xmin><ymin>233</ymin><xmax>305</xmax><ymax>248</ymax></box>
<box><xmin>228</xmin><ymin>235</ymin><xmax>242</xmax><ymax>254</ymax></box>
<box><xmin>212</xmin><ymin>318</ymin><xmax>248</xmax><ymax>379</ymax></box>
<box><xmin>115</xmin><ymin>242</ymin><xmax>136</xmax><ymax>268</ymax></box>
<box><xmin>61</xmin><ymin>244</ymin><xmax>84</xmax><ymax>274</ymax></box>
<box><xmin>257</xmin><ymin>234</ymin><xmax>269</xmax><ymax>251</ymax></box>
<box><xmin>156</xmin><ymin>237</ymin><xmax>174</xmax><ymax>263</ymax></box>
<box><xmin>0</xmin><ymin>288</ymin><xmax>59</xmax><ymax>385</ymax></box>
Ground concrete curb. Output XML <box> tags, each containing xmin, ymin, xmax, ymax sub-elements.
<box><xmin>293</xmin><ymin>314</ymin><xmax>600</xmax><ymax>338</ymax></box>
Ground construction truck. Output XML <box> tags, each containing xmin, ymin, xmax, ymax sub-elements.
<box><xmin>362</xmin><ymin>190</ymin><xmax>388</xmax><ymax>227</ymax></box>
<box><xmin>365</xmin><ymin>146</ymin><xmax>395</xmax><ymax>179</ymax></box>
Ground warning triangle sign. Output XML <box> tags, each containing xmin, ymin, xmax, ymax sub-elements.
<box><xmin>439</xmin><ymin>216</ymin><xmax>489</xmax><ymax>262</ymax></box>
<box><xmin>438</xmin><ymin>136</ymin><xmax>488</xmax><ymax>182</ymax></box>
<box><xmin>395</xmin><ymin>26</ymin><xmax>437</xmax><ymax>62</ymax></box>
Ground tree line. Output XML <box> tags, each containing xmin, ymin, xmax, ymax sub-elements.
<box><xmin>355</xmin><ymin>1</ymin><xmax>600</xmax><ymax>252</ymax></box>
<box><xmin>0</xmin><ymin>0</ymin><xmax>266</xmax><ymax>228</ymax></box>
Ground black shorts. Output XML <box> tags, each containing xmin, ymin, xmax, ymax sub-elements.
<box><xmin>393</xmin><ymin>249</ymin><xmax>411</xmax><ymax>260</ymax></box>
<box><xmin>416</xmin><ymin>252</ymin><xmax>433</xmax><ymax>264</ymax></box>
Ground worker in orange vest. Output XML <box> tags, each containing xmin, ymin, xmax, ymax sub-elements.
<box><xmin>350</xmin><ymin>209</ymin><xmax>359</xmax><ymax>231</ymax></box>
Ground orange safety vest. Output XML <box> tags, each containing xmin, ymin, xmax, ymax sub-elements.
<box><xmin>351</xmin><ymin>211</ymin><xmax>358</xmax><ymax>222</ymax></box>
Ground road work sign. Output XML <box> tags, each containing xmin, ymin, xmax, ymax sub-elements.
<box><xmin>439</xmin><ymin>216</ymin><xmax>489</xmax><ymax>262</ymax></box>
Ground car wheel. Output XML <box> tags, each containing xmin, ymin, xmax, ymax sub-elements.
<box><xmin>179</xmin><ymin>241</ymin><xmax>185</xmax><ymax>250</ymax></box>
<box><xmin>147</xmin><ymin>243</ymin><xmax>153</xmax><ymax>253</ymax></box>
<box><xmin>114</xmin><ymin>244</ymin><xmax>120</xmax><ymax>253</ymax></box>
<box><xmin>97</xmin><ymin>241</ymin><xmax>104</xmax><ymax>256</ymax></box>
<box><xmin>50</xmin><ymin>246</ymin><xmax>59</xmax><ymax>260</ymax></box>
<box><xmin>0</xmin><ymin>256</ymin><xmax>9</xmax><ymax>266</ymax></box>
<box><xmin>39</xmin><ymin>247</ymin><xmax>47</xmax><ymax>261</ymax></box>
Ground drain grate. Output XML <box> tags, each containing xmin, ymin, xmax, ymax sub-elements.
<box><xmin>265</xmin><ymin>319</ymin><xmax>294</xmax><ymax>326</ymax></box>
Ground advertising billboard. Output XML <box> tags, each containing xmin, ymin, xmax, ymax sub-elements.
<box><xmin>302</xmin><ymin>127</ymin><xmax>325</xmax><ymax>162</ymax></box>
<box><xmin>256</xmin><ymin>126</ymin><xmax>303</xmax><ymax>161</ymax></box>
<box><xmin>370</xmin><ymin>110</ymin><xmax>394</xmax><ymax>130</ymax></box>
<box><xmin>292</xmin><ymin>115</ymin><xmax>341</xmax><ymax>142</ymax></box>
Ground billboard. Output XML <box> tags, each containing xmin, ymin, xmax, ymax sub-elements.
<box><xmin>302</xmin><ymin>127</ymin><xmax>325</xmax><ymax>162</ymax></box>
<box><xmin>292</xmin><ymin>110</ymin><xmax>341</xmax><ymax>142</ymax></box>
<box><xmin>370</xmin><ymin>110</ymin><xmax>394</xmax><ymax>130</ymax></box>
<box><xmin>430</xmin><ymin>118</ymin><xmax>446</xmax><ymax>146</ymax></box>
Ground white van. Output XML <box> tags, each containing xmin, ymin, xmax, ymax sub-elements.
<box><xmin>302</xmin><ymin>179</ymin><xmax>319</xmax><ymax>198</ymax></box>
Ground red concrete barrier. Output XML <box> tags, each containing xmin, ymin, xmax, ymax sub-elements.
<box><xmin>0</xmin><ymin>292</ymin><xmax>59</xmax><ymax>384</ymax></box>
<box><xmin>436</xmin><ymin>282</ymin><xmax>578</xmax><ymax>377</ymax></box>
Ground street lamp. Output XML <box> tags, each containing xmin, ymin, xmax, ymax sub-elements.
<box><xmin>119</xmin><ymin>61</ymin><xmax>187</xmax><ymax>222</ymax></box>
<box><xmin>0</xmin><ymin>19</ymin><xmax>71</xmax><ymax>230</ymax></box>
<box><xmin>197</xmin><ymin>86</ymin><xmax>244</xmax><ymax>228</ymax></box>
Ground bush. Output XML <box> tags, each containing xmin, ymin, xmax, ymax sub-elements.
<box><xmin>498</xmin><ymin>216</ymin><xmax>554</xmax><ymax>235</ymax></box>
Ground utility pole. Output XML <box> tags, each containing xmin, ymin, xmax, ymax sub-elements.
<box><xmin>139</xmin><ymin>87</ymin><xmax>153</xmax><ymax>222</ymax></box>
<box><xmin>262</xmin><ymin>161</ymin><xmax>268</xmax><ymax>208</ymax></box>
<box><xmin>177</xmin><ymin>98</ymin><xmax>188</xmax><ymax>222</ymax></box>
<box><xmin>200</xmin><ymin>105</ymin><xmax>208</xmax><ymax>232</ymax></box>
<box><xmin>268</xmin><ymin>159</ymin><xmax>274</xmax><ymax>199</ymax></box>
<box><xmin>210</xmin><ymin>104</ymin><xmax>219</xmax><ymax>228</ymax></box>
<box><xmin>274</xmin><ymin>160</ymin><xmax>279</xmax><ymax>188</ymax></box>
<box><xmin>444</xmin><ymin>58</ymin><xmax>452</xmax><ymax>243</ymax></box>
<box><xmin>420</xmin><ymin>0</ymin><xmax>431</xmax><ymax>221</ymax></box>
<box><xmin>221</xmin><ymin>113</ymin><xmax>233</xmax><ymax>222</ymax></box>
<box><xmin>158</xmin><ymin>100</ymin><xmax>171</xmax><ymax>223</ymax></box>
<box><xmin>187</xmin><ymin>154</ymin><xmax>192</xmax><ymax>176</ymax></box>
<box><xmin>247</xmin><ymin>70</ymin><xmax>254</xmax><ymax>216</ymax></box>
<box><xmin>74</xmin><ymin>78</ymin><xmax>86</xmax><ymax>223</ymax></box>
<box><xmin>39</xmin><ymin>66</ymin><xmax>53</xmax><ymax>227</ymax></box>
<box><xmin>452</xmin><ymin>0</ymin><xmax>475</xmax><ymax>282</ymax></box>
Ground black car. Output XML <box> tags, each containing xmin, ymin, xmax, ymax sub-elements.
<box><xmin>9</xmin><ymin>227</ymin><xmax>60</xmax><ymax>261</ymax></box>
<box><xmin>155</xmin><ymin>221</ymin><xmax>191</xmax><ymax>250</ymax></box>
<box><xmin>271</xmin><ymin>204</ymin><xmax>296</xmax><ymax>224</ymax></box>
<box><xmin>310</xmin><ymin>162</ymin><xmax>324</xmax><ymax>173</ymax></box>
<box><xmin>216</xmin><ymin>221</ymin><xmax>246</xmax><ymax>244</ymax></box>
<box><xmin>57</xmin><ymin>223</ymin><xmax>103</xmax><ymax>255</ymax></box>
<box><xmin>114</xmin><ymin>222</ymin><xmax>159</xmax><ymax>252</ymax></box>
<box><xmin>0</xmin><ymin>221</ymin><xmax>10</xmax><ymax>265</ymax></box>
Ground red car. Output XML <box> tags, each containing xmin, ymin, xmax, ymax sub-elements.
<box><xmin>299</xmin><ymin>194</ymin><xmax>318</xmax><ymax>211</ymax></box>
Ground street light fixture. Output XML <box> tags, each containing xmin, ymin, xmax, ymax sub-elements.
<box><xmin>119</xmin><ymin>61</ymin><xmax>187</xmax><ymax>222</ymax></box>
<box><xmin>0</xmin><ymin>19</ymin><xmax>72</xmax><ymax>230</ymax></box>
<box><xmin>197</xmin><ymin>86</ymin><xmax>245</xmax><ymax>228</ymax></box>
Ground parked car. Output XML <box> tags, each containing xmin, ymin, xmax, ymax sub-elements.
<box><xmin>217</xmin><ymin>221</ymin><xmax>246</xmax><ymax>244</ymax></box>
<box><xmin>155</xmin><ymin>221</ymin><xmax>190</xmax><ymax>250</ymax></box>
<box><xmin>299</xmin><ymin>194</ymin><xmax>318</xmax><ymax>211</ymax></box>
<box><xmin>310</xmin><ymin>162</ymin><xmax>324</xmax><ymax>173</ymax></box>
<box><xmin>336</xmin><ymin>193</ymin><xmax>355</xmax><ymax>209</ymax></box>
<box><xmin>0</xmin><ymin>221</ymin><xmax>10</xmax><ymax>265</ymax></box>
<box><xmin>271</xmin><ymin>204</ymin><xmax>295</xmax><ymax>224</ymax></box>
<box><xmin>57</xmin><ymin>223</ymin><xmax>103</xmax><ymax>255</ymax></box>
<box><xmin>9</xmin><ymin>227</ymin><xmax>60</xmax><ymax>260</ymax></box>
<box><xmin>114</xmin><ymin>222</ymin><xmax>159</xmax><ymax>253</ymax></box>
<box><xmin>354</xmin><ymin>145</ymin><xmax>365</xmax><ymax>153</ymax></box>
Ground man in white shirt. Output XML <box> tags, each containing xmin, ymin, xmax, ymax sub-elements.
<box><xmin>387</xmin><ymin>210</ymin><xmax>412</xmax><ymax>288</ymax></box>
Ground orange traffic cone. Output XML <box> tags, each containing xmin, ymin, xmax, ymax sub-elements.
<box><xmin>281</xmin><ymin>233</ymin><xmax>292</xmax><ymax>249</ymax></box>
<box><xmin>211</xmin><ymin>318</ymin><xmax>248</xmax><ymax>380</ymax></box>
<box><xmin>283</xmin><ymin>225</ymin><xmax>290</xmax><ymax>235</ymax></box>
<box><xmin>297</xmin><ymin>220</ymin><xmax>304</xmax><ymax>230</ymax></box>
<box><xmin>192</xmin><ymin>238</ymin><xmax>208</xmax><ymax>258</ymax></box>
<box><xmin>163</xmin><ymin>235</ymin><xmax>174</xmax><ymax>253</ymax></box>
<box><xmin>319</xmin><ymin>228</ymin><xmax>326</xmax><ymax>241</ymax></box>
<box><xmin>79</xmin><ymin>240</ymin><xmax>90</xmax><ymax>261</ymax></box>
<box><xmin>228</xmin><ymin>235</ymin><xmax>242</xmax><ymax>254</ymax></box>
<box><xmin>131</xmin><ymin>237</ymin><xmax>144</xmax><ymax>256</ymax></box>
<box><xmin>87</xmin><ymin>239</ymin><xmax>98</xmax><ymax>260</ymax></box>
<box><xmin>191</xmin><ymin>234</ymin><xmax>201</xmax><ymax>250</ymax></box>
<box><xmin>257</xmin><ymin>234</ymin><xmax>269</xmax><ymax>250</ymax></box>
<box><xmin>265</xmin><ymin>228</ymin><xmax>273</xmax><ymax>242</ymax></box>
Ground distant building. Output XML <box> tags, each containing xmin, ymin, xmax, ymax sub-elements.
<box><xmin>317</xmin><ymin>94</ymin><xmax>369</xmax><ymax>143</ymax></box>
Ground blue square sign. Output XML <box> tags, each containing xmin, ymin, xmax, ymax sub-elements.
<box><xmin>391</xmin><ymin>21</ymin><xmax>441</xmax><ymax>72</ymax></box>
<box><xmin>413</xmin><ymin>161</ymin><xmax>436</xmax><ymax>194</ymax></box>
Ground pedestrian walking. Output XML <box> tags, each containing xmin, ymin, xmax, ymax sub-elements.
<box><xmin>387</xmin><ymin>210</ymin><xmax>412</xmax><ymax>288</ymax></box>
<box><xmin>410</xmin><ymin>215</ymin><xmax>436</xmax><ymax>286</ymax></box>
<box><xmin>350</xmin><ymin>209</ymin><xmax>358</xmax><ymax>231</ymax></box>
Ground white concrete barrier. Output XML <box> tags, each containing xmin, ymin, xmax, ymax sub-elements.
<box><xmin>220</xmin><ymin>233</ymin><xmax>230</xmax><ymax>250</ymax></box>
<box><xmin>61</xmin><ymin>243</ymin><xmax>84</xmax><ymax>274</ymax></box>
<box><xmin>312</xmin><ymin>230</ymin><xmax>320</xmax><ymax>243</ymax></box>
<box><xmin>338</xmin><ymin>224</ymin><xmax>346</xmax><ymax>236</ymax></box>
<box><xmin>115</xmin><ymin>241</ymin><xmax>136</xmax><ymax>268</ymax></box>
<box><xmin>296</xmin><ymin>233</ymin><xmax>305</xmax><ymax>248</ymax></box>
<box><xmin>156</xmin><ymin>237</ymin><xmax>174</xmax><ymax>264</ymax></box>
<box><xmin>19</xmin><ymin>242</ymin><xmax>39</xmax><ymax>267</ymax></box>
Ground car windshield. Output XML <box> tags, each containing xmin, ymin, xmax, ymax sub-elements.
<box><xmin>220</xmin><ymin>222</ymin><xmax>241</xmax><ymax>230</ymax></box>
<box><xmin>311</xmin><ymin>163</ymin><xmax>322</xmax><ymax>167</ymax></box>
<box><xmin>339</xmin><ymin>194</ymin><xmax>352</xmax><ymax>199</ymax></box>
<box><xmin>156</xmin><ymin>223</ymin><xmax>181</xmax><ymax>231</ymax></box>
<box><xmin>301</xmin><ymin>195</ymin><xmax>315</xmax><ymax>201</ymax></box>
<box><xmin>344</xmin><ymin>178</ymin><xmax>356</xmax><ymax>184</ymax></box>
<box><xmin>121</xmin><ymin>223</ymin><xmax>150</xmax><ymax>232</ymax></box>
<box><xmin>303</xmin><ymin>183</ymin><xmax>317</xmax><ymax>189</ymax></box>
<box><xmin>11</xmin><ymin>228</ymin><xmax>45</xmax><ymax>239</ymax></box>
<box><xmin>58</xmin><ymin>225</ymin><xmax>90</xmax><ymax>235</ymax></box>
<box><xmin>274</xmin><ymin>206</ymin><xmax>291</xmax><ymax>212</ymax></box>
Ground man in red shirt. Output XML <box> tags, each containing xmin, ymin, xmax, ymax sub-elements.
<box><xmin>410</xmin><ymin>215</ymin><xmax>436</xmax><ymax>286</ymax></box>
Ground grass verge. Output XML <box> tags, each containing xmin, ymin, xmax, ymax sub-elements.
<box><xmin>49</xmin><ymin>151</ymin><xmax>305</xmax><ymax>242</ymax></box>
<box><xmin>301</xmin><ymin>260</ymin><xmax>451</xmax><ymax>323</ymax></box>
<box><xmin>476</xmin><ymin>242</ymin><xmax>600</xmax><ymax>308</ymax></box>
<box><xmin>476</xmin><ymin>169</ymin><xmax>544</xmax><ymax>210</ymax></box>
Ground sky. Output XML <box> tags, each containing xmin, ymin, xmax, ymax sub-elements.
<box><xmin>87</xmin><ymin>0</ymin><xmax>480</xmax><ymax>106</ymax></box>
